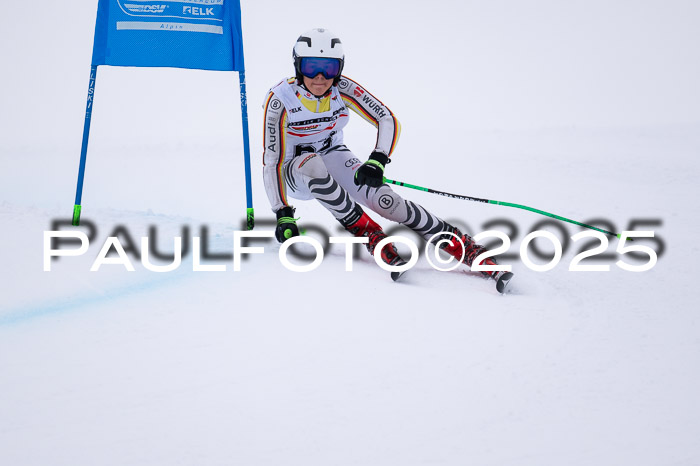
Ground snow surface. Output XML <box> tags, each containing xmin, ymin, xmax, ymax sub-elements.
<box><xmin>2</xmin><ymin>1</ymin><xmax>700</xmax><ymax>465</ymax></box>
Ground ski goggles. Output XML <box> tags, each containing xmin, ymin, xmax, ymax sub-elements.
<box><xmin>299</xmin><ymin>57</ymin><xmax>341</xmax><ymax>79</ymax></box>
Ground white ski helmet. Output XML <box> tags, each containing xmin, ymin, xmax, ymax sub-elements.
<box><xmin>293</xmin><ymin>28</ymin><xmax>345</xmax><ymax>84</ymax></box>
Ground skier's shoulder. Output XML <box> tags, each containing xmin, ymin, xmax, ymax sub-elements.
<box><xmin>263</xmin><ymin>77</ymin><xmax>296</xmax><ymax>112</ymax></box>
<box><xmin>337</xmin><ymin>75</ymin><xmax>383</xmax><ymax>106</ymax></box>
<box><xmin>337</xmin><ymin>75</ymin><xmax>364</xmax><ymax>98</ymax></box>
<box><xmin>264</xmin><ymin>77</ymin><xmax>295</xmax><ymax>99</ymax></box>
<box><xmin>270</xmin><ymin>77</ymin><xmax>296</xmax><ymax>91</ymax></box>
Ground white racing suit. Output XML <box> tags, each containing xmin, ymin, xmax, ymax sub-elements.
<box><xmin>262</xmin><ymin>76</ymin><xmax>451</xmax><ymax>239</ymax></box>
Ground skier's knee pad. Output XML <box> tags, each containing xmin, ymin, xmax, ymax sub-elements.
<box><xmin>297</xmin><ymin>153</ymin><xmax>328</xmax><ymax>181</ymax></box>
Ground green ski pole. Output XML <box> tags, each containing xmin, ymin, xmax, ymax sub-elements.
<box><xmin>384</xmin><ymin>177</ymin><xmax>628</xmax><ymax>239</ymax></box>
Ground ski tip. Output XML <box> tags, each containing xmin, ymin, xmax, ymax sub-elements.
<box><xmin>390</xmin><ymin>261</ymin><xmax>408</xmax><ymax>282</ymax></box>
<box><xmin>495</xmin><ymin>271</ymin><xmax>514</xmax><ymax>294</ymax></box>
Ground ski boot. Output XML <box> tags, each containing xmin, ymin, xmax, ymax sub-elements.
<box><xmin>345</xmin><ymin>211</ymin><xmax>405</xmax><ymax>267</ymax></box>
<box><xmin>435</xmin><ymin>224</ymin><xmax>514</xmax><ymax>293</ymax></box>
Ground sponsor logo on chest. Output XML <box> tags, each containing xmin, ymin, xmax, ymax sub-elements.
<box><xmin>288</xmin><ymin>106</ymin><xmax>348</xmax><ymax>132</ymax></box>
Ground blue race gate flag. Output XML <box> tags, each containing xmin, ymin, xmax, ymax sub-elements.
<box><xmin>73</xmin><ymin>0</ymin><xmax>254</xmax><ymax>229</ymax></box>
<box><xmin>91</xmin><ymin>0</ymin><xmax>244</xmax><ymax>71</ymax></box>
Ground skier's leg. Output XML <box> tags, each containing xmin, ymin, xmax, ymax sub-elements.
<box><xmin>284</xmin><ymin>153</ymin><xmax>403</xmax><ymax>265</ymax></box>
<box><xmin>284</xmin><ymin>152</ymin><xmax>356</xmax><ymax>222</ymax></box>
<box><xmin>322</xmin><ymin>147</ymin><xmax>499</xmax><ymax>273</ymax></box>
<box><xmin>322</xmin><ymin>148</ymin><xmax>451</xmax><ymax>237</ymax></box>
<box><xmin>375</xmin><ymin>188</ymin><xmax>501</xmax><ymax>273</ymax></box>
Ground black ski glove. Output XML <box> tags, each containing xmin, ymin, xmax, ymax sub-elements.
<box><xmin>354</xmin><ymin>151</ymin><xmax>390</xmax><ymax>188</ymax></box>
<box><xmin>275</xmin><ymin>206</ymin><xmax>299</xmax><ymax>243</ymax></box>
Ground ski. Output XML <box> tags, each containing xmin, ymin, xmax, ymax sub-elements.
<box><xmin>392</xmin><ymin>265</ymin><xmax>513</xmax><ymax>293</ymax></box>
<box><xmin>390</xmin><ymin>261</ymin><xmax>408</xmax><ymax>282</ymax></box>
<box><xmin>493</xmin><ymin>270</ymin><xmax>514</xmax><ymax>294</ymax></box>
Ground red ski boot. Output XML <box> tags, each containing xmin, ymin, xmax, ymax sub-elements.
<box><xmin>435</xmin><ymin>224</ymin><xmax>514</xmax><ymax>293</ymax></box>
<box><xmin>345</xmin><ymin>212</ymin><xmax>404</xmax><ymax>266</ymax></box>
<box><xmin>435</xmin><ymin>225</ymin><xmax>489</xmax><ymax>271</ymax></box>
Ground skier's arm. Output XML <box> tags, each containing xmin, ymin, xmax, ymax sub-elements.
<box><xmin>262</xmin><ymin>91</ymin><xmax>289</xmax><ymax>213</ymax></box>
<box><xmin>338</xmin><ymin>76</ymin><xmax>401</xmax><ymax>158</ymax></box>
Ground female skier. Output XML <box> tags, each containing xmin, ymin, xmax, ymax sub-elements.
<box><xmin>262</xmin><ymin>28</ymin><xmax>511</xmax><ymax>290</ymax></box>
